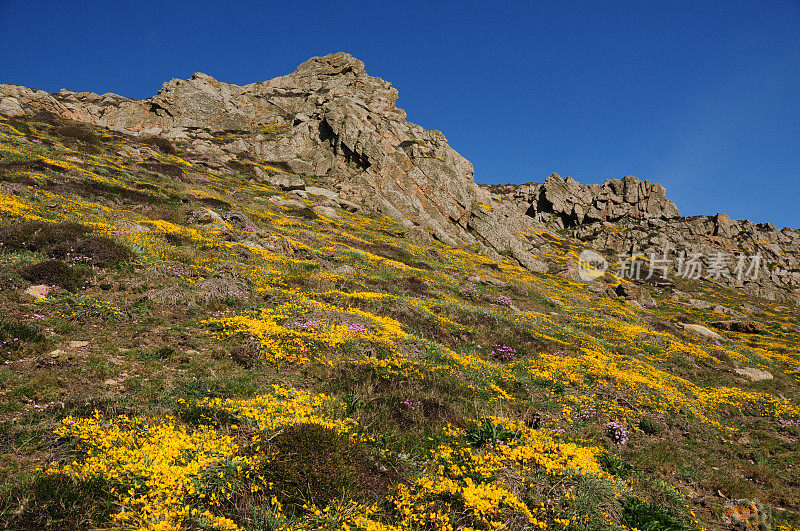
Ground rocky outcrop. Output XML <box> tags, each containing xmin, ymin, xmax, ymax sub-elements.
<box><xmin>486</xmin><ymin>173</ymin><xmax>680</xmax><ymax>229</ymax></box>
<box><xmin>1</xmin><ymin>53</ymin><xmax>551</xmax><ymax>270</ymax></box>
<box><xmin>2</xmin><ymin>53</ymin><xmax>797</xmax><ymax>302</ymax></box>
<box><xmin>570</xmin><ymin>214</ymin><xmax>800</xmax><ymax>301</ymax></box>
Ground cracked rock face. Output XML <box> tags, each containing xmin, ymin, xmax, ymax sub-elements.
<box><xmin>2</xmin><ymin>52</ymin><xmax>797</xmax><ymax>302</ymax></box>
<box><xmin>486</xmin><ymin>173</ymin><xmax>680</xmax><ymax>228</ymax></box>
<box><xmin>568</xmin><ymin>214</ymin><xmax>800</xmax><ymax>302</ymax></box>
<box><xmin>0</xmin><ymin>52</ymin><xmax>550</xmax><ymax>271</ymax></box>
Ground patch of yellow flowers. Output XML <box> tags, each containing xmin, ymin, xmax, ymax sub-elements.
<box><xmin>388</xmin><ymin>418</ymin><xmax>614</xmax><ymax>530</ymax></box>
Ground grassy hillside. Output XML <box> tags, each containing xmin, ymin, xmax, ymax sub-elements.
<box><xmin>0</xmin><ymin>114</ymin><xmax>798</xmax><ymax>530</ymax></box>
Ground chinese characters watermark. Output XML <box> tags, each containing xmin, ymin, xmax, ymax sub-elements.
<box><xmin>577</xmin><ymin>249</ymin><xmax>761</xmax><ymax>283</ymax></box>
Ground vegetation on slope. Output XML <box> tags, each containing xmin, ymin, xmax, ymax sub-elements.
<box><xmin>0</xmin><ymin>114</ymin><xmax>798</xmax><ymax>530</ymax></box>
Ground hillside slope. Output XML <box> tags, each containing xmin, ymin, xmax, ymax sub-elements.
<box><xmin>0</xmin><ymin>56</ymin><xmax>799</xmax><ymax>530</ymax></box>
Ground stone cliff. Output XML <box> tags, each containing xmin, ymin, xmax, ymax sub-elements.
<box><xmin>2</xmin><ymin>52</ymin><xmax>797</xmax><ymax>302</ymax></box>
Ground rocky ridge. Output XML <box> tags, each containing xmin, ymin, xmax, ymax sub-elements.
<box><xmin>2</xmin><ymin>52</ymin><xmax>798</xmax><ymax>302</ymax></box>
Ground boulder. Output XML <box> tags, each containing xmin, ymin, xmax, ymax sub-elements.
<box><xmin>0</xmin><ymin>97</ymin><xmax>25</xmax><ymax>116</ymax></box>
<box><xmin>267</xmin><ymin>173</ymin><xmax>306</xmax><ymax>190</ymax></box>
<box><xmin>615</xmin><ymin>283</ymin><xmax>656</xmax><ymax>307</ymax></box>
<box><xmin>711</xmin><ymin>320</ymin><xmax>765</xmax><ymax>334</ymax></box>
<box><xmin>681</xmin><ymin>323</ymin><xmax>725</xmax><ymax>341</ymax></box>
<box><xmin>313</xmin><ymin>205</ymin><xmax>341</xmax><ymax>219</ymax></box>
<box><xmin>193</xmin><ymin>207</ymin><xmax>224</xmax><ymax>224</ymax></box>
<box><xmin>733</xmin><ymin>367</ymin><xmax>773</xmax><ymax>382</ymax></box>
<box><xmin>24</xmin><ymin>284</ymin><xmax>51</xmax><ymax>301</ymax></box>
<box><xmin>305</xmin><ymin>186</ymin><xmax>340</xmax><ymax>200</ymax></box>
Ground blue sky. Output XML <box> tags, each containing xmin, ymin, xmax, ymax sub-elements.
<box><xmin>1</xmin><ymin>1</ymin><xmax>798</xmax><ymax>227</ymax></box>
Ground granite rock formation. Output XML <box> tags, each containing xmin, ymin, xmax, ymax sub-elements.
<box><xmin>2</xmin><ymin>52</ymin><xmax>797</xmax><ymax>302</ymax></box>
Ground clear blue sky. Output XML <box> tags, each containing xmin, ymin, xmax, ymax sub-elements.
<box><xmin>2</xmin><ymin>1</ymin><xmax>798</xmax><ymax>227</ymax></box>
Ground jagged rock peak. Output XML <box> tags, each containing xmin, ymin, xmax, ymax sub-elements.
<box><xmin>292</xmin><ymin>52</ymin><xmax>366</xmax><ymax>77</ymax></box>
<box><xmin>0</xmin><ymin>52</ymin><xmax>493</xmax><ymax>254</ymax></box>
<box><xmin>486</xmin><ymin>172</ymin><xmax>680</xmax><ymax>228</ymax></box>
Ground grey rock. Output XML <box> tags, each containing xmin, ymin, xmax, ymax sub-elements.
<box><xmin>337</xmin><ymin>199</ymin><xmax>361</xmax><ymax>212</ymax></box>
<box><xmin>734</xmin><ymin>367</ymin><xmax>774</xmax><ymax>381</ymax></box>
<box><xmin>223</xmin><ymin>210</ymin><xmax>254</xmax><ymax>228</ymax></box>
<box><xmin>264</xmin><ymin>173</ymin><xmax>305</xmax><ymax>190</ymax></box>
<box><xmin>711</xmin><ymin>320</ymin><xmax>765</xmax><ymax>334</ymax></box>
<box><xmin>404</xmin><ymin>225</ymin><xmax>433</xmax><ymax>245</ymax></box>
<box><xmin>681</xmin><ymin>323</ymin><xmax>725</xmax><ymax>341</ymax></box>
<box><xmin>333</xmin><ymin>264</ymin><xmax>356</xmax><ymax>275</ymax></box>
<box><xmin>5</xmin><ymin>52</ymin><xmax>799</xmax><ymax>293</ymax></box>
<box><xmin>194</xmin><ymin>207</ymin><xmax>224</xmax><ymax>224</ymax></box>
<box><xmin>492</xmin><ymin>173</ymin><xmax>680</xmax><ymax>229</ymax></box>
<box><xmin>24</xmin><ymin>284</ymin><xmax>50</xmax><ymax>300</ymax></box>
<box><xmin>313</xmin><ymin>205</ymin><xmax>341</xmax><ymax>219</ymax></box>
<box><xmin>0</xmin><ymin>97</ymin><xmax>25</xmax><ymax>116</ymax></box>
<box><xmin>305</xmin><ymin>186</ymin><xmax>340</xmax><ymax>200</ymax></box>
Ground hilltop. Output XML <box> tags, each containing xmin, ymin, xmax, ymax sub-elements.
<box><xmin>0</xmin><ymin>53</ymin><xmax>798</xmax><ymax>530</ymax></box>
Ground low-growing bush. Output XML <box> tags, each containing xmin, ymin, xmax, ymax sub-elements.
<box><xmin>197</xmin><ymin>197</ymin><xmax>231</xmax><ymax>209</ymax></box>
<box><xmin>139</xmin><ymin>162</ymin><xmax>184</xmax><ymax>177</ymax></box>
<box><xmin>6</xmin><ymin>118</ymin><xmax>33</xmax><ymax>138</ymax></box>
<box><xmin>19</xmin><ymin>259</ymin><xmax>91</xmax><ymax>291</ymax></box>
<box><xmin>598</xmin><ymin>453</ymin><xmax>635</xmax><ymax>478</ymax></box>
<box><xmin>0</xmin><ymin>319</ymin><xmax>46</xmax><ymax>360</ymax></box>
<box><xmin>287</xmin><ymin>206</ymin><xmax>319</xmax><ymax>220</ymax></box>
<box><xmin>639</xmin><ymin>414</ymin><xmax>666</xmax><ymax>436</ymax></box>
<box><xmin>28</xmin><ymin>110</ymin><xmax>61</xmax><ymax>125</ymax></box>
<box><xmin>0</xmin><ymin>474</ymin><xmax>114</xmax><ymax>529</ymax></box>
<box><xmin>260</xmin><ymin>423</ymin><xmax>373</xmax><ymax>512</ymax></box>
<box><xmin>0</xmin><ymin>221</ymin><xmax>90</xmax><ymax>253</ymax></box>
<box><xmin>622</xmin><ymin>497</ymin><xmax>691</xmax><ymax>530</ymax></box>
<box><xmin>48</xmin><ymin>235</ymin><xmax>133</xmax><ymax>267</ymax></box>
<box><xmin>139</xmin><ymin>135</ymin><xmax>176</xmax><ymax>154</ymax></box>
<box><xmin>467</xmin><ymin>418</ymin><xmax>517</xmax><ymax>447</ymax></box>
<box><xmin>226</xmin><ymin>159</ymin><xmax>254</xmax><ymax>175</ymax></box>
<box><xmin>53</xmin><ymin>123</ymin><xmax>100</xmax><ymax>152</ymax></box>
<box><xmin>136</xmin><ymin>346</ymin><xmax>175</xmax><ymax>361</ymax></box>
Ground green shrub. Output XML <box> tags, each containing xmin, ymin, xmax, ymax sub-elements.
<box><xmin>139</xmin><ymin>162</ymin><xmax>184</xmax><ymax>177</ymax></box>
<box><xmin>48</xmin><ymin>235</ymin><xmax>133</xmax><ymax>267</ymax></box>
<box><xmin>19</xmin><ymin>259</ymin><xmax>91</xmax><ymax>291</ymax></box>
<box><xmin>140</xmin><ymin>135</ymin><xmax>176</xmax><ymax>154</ymax></box>
<box><xmin>54</xmin><ymin>123</ymin><xmax>98</xmax><ymax>144</ymax></box>
<box><xmin>598</xmin><ymin>453</ymin><xmax>635</xmax><ymax>478</ymax></box>
<box><xmin>53</xmin><ymin>123</ymin><xmax>100</xmax><ymax>152</ymax></box>
<box><xmin>6</xmin><ymin>118</ymin><xmax>33</xmax><ymax>138</ymax></box>
<box><xmin>136</xmin><ymin>346</ymin><xmax>175</xmax><ymax>361</ymax></box>
<box><xmin>197</xmin><ymin>197</ymin><xmax>231</xmax><ymax>209</ymax></box>
<box><xmin>0</xmin><ymin>221</ymin><xmax>90</xmax><ymax>253</ymax></box>
<box><xmin>0</xmin><ymin>319</ymin><xmax>45</xmax><ymax>344</ymax></box>
<box><xmin>0</xmin><ymin>474</ymin><xmax>114</xmax><ymax>529</ymax></box>
<box><xmin>227</xmin><ymin>159</ymin><xmax>255</xmax><ymax>175</ymax></box>
<box><xmin>260</xmin><ymin>423</ymin><xmax>370</xmax><ymax>512</ymax></box>
<box><xmin>0</xmin><ymin>319</ymin><xmax>46</xmax><ymax>360</ymax></box>
<box><xmin>622</xmin><ymin>497</ymin><xmax>692</xmax><ymax>530</ymax></box>
<box><xmin>639</xmin><ymin>415</ymin><xmax>666</xmax><ymax>436</ymax></box>
<box><xmin>288</xmin><ymin>206</ymin><xmax>319</xmax><ymax>220</ymax></box>
<box><xmin>467</xmin><ymin>418</ymin><xmax>517</xmax><ymax>448</ymax></box>
<box><xmin>29</xmin><ymin>110</ymin><xmax>61</xmax><ymax>125</ymax></box>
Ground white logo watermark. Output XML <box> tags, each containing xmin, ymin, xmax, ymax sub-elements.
<box><xmin>577</xmin><ymin>249</ymin><xmax>761</xmax><ymax>283</ymax></box>
<box><xmin>577</xmin><ymin>250</ymin><xmax>609</xmax><ymax>282</ymax></box>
